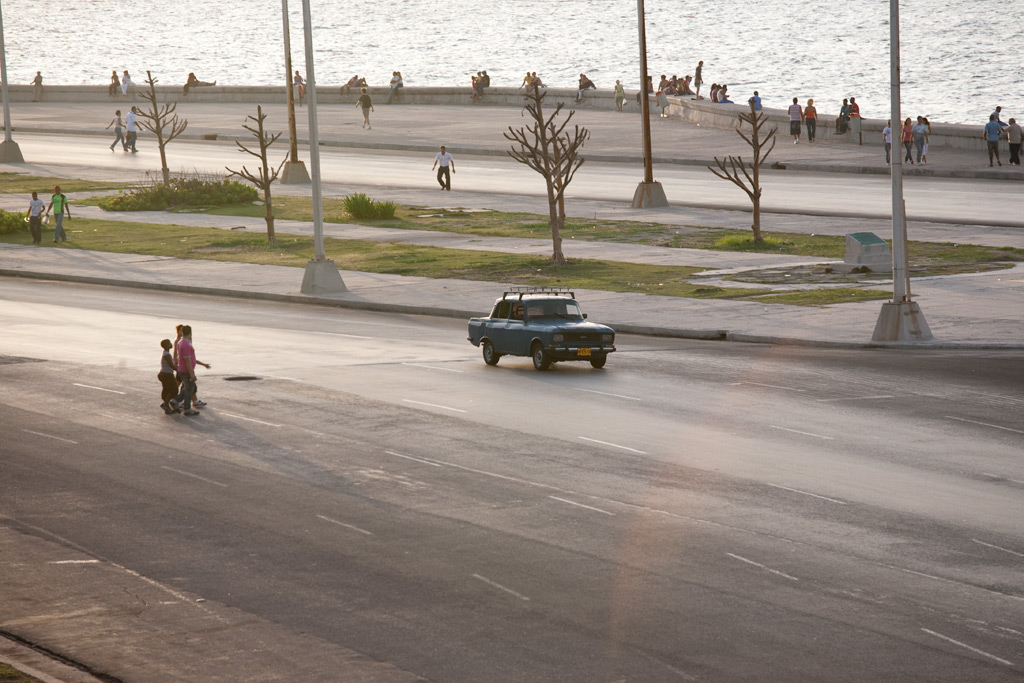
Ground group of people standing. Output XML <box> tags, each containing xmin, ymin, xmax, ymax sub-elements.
<box><xmin>158</xmin><ymin>324</ymin><xmax>211</xmax><ymax>417</ymax></box>
<box><xmin>24</xmin><ymin>186</ymin><xmax>72</xmax><ymax>245</ymax></box>
<box><xmin>984</xmin><ymin>107</ymin><xmax>1022</xmax><ymax>167</ymax></box>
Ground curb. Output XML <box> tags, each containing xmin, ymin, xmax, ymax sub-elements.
<box><xmin>4</xmin><ymin>269</ymin><xmax>1020</xmax><ymax>351</ymax></box>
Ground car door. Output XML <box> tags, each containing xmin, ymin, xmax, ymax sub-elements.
<box><xmin>485</xmin><ymin>300</ymin><xmax>511</xmax><ymax>353</ymax></box>
<box><xmin>504</xmin><ymin>300</ymin><xmax>527</xmax><ymax>355</ymax></box>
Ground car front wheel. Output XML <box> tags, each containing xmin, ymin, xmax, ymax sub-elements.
<box><xmin>589</xmin><ymin>355</ymin><xmax>607</xmax><ymax>369</ymax></box>
<box><xmin>532</xmin><ymin>342</ymin><xmax>551</xmax><ymax>371</ymax></box>
<box><xmin>482</xmin><ymin>340</ymin><xmax>500</xmax><ymax>366</ymax></box>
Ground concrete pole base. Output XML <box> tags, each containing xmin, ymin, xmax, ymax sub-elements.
<box><xmin>300</xmin><ymin>259</ymin><xmax>347</xmax><ymax>294</ymax></box>
<box><xmin>0</xmin><ymin>139</ymin><xmax>25</xmax><ymax>163</ymax></box>
<box><xmin>871</xmin><ymin>301</ymin><xmax>933</xmax><ymax>342</ymax></box>
<box><xmin>630</xmin><ymin>181</ymin><xmax>669</xmax><ymax>208</ymax></box>
<box><xmin>280</xmin><ymin>160</ymin><xmax>310</xmax><ymax>184</ymax></box>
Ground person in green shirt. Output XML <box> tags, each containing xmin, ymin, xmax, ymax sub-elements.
<box><xmin>45</xmin><ymin>185</ymin><xmax>71</xmax><ymax>243</ymax></box>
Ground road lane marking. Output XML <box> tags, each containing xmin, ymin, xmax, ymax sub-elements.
<box><xmin>769</xmin><ymin>425</ymin><xmax>834</xmax><ymax>440</ymax></box>
<box><xmin>48</xmin><ymin>560</ymin><xmax>100</xmax><ymax>564</ymax></box>
<box><xmin>160</xmin><ymin>466</ymin><xmax>228</xmax><ymax>488</ymax></box>
<box><xmin>317</xmin><ymin>514</ymin><xmax>373</xmax><ymax>536</ymax></box>
<box><xmin>726</xmin><ymin>553</ymin><xmax>799</xmax><ymax>581</ymax></box>
<box><xmin>384</xmin><ymin>450</ymin><xmax>443</xmax><ymax>467</ymax></box>
<box><xmin>549</xmin><ymin>496</ymin><xmax>615</xmax><ymax>516</ymax></box>
<box><xmin>574</xmin><ymin>388</ymin><xmax>642</xmax><ymax>401</ymax></box>
<box><xmin>946</xmin><ymin>416</ymin><xmax>1024</xmax><ymax>435</ymax></box>
<box><xmin>73</xmin><ymin>383</ymin><xmax>126</xmax><ymax>395</ymax></box>
<box><xmin>972</xmin><ymin>539</ymin><xmax>1024</xmax><ymax>558</ymax></box>
<box><xmin>816</xmin><ymin>395</ymin><xmax>895</xmax><ymax>402</ymax></box>
<box><xmin>220</xmin><ymin>412</ymin><xmax>282</xmax><ymax>427</ymax></box>
<box><xmin>982</xmin><ymin>473</ymin><xmax>1024</xmax><ymax>486</ymax></box>
<box><xmin>921</xmin><ymin>629</ymin><xmax>1015</xmax><ymax>667</ymax></box>
<box><xmin>766</xmin><ymin>483</ymin><xmax>847</xmax><ymax>505</ymax></box>
<box><xmin>402</xmin><ymin>362</ymin><xmax>464</xmax><ymax>373</ymax></box>
<box><xmin>402</xmin><ymin>399</ymin><xmax>467</xmax><ymax>413</ymax></box>
<box><xmin>472</xmin><ymin>574</ymin><xmax>530</xmax><ymax>601</ymax></box>
<box><xmin>578</xmin><ymin>436</ymin><xmax>646</xmax><ymax>454</ymax></box>
<box><xmin>22</xmin><ymin>429</ymin><xmax>78</xmax><ymax>445</ymax></box>
<box><xmin>730</xmin><ymin>382</ymin><xmax>806</xmax><ymax>392</ymax></box>
<box><xmin>312</xmin><ymin>331</ymin><xmax>375</xmax><ymax>340</ymax></box>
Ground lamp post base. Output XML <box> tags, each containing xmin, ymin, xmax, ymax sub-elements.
<box><xmin>280</xmin><ymin>160</ymin><xmax>311</xmax><ymax>184</ymax></box>
<box><xmin>872</xmin><ymin>300</ymin><xmax>932</xmax><ymax>342</ymax></box>
<box><xmin>630</xmin><ymin>181</ymin><xmax>668</xmax><ymax>208</ymax></box>
<box><xmin>301</xmin><ymin>259</ymin><xmax>347</xmax><ymax>294</ymax></box>
<box><xmin>0</xmin><ymin>139</ymin><xmax>24</xmax><ymax>163</ymax></box>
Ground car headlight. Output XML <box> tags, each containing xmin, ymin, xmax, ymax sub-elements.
<box><xmin>602</xmin><ymin>334</ymin><xmax>613</xmax><ymax>343</ymax></box>
<box><xmin>553</xmin><ymin>333</ymin><xmax>564</xmax><ymax>342</ymax></box>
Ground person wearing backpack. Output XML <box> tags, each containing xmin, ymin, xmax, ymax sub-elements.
<box><xmin>45</xmin><ymin>185</ymin><xmax>71</xmax><ymax>243</ymax></box>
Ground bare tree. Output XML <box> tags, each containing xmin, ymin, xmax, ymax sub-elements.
<box><xmin>137</xmin><ymin>70</ymin><xmax>188</xmax><ymax>185</ymax></box>
<box><xmin>504</xmin><ymin>89</ymin><xmax>590</xmax><ymax>265</ymax></box>
<box><xmin>226</xmin><ymin>106</ymin><xmax>287</xmax><ymax>244</ymax></box>
<box><xmin>707</xmin><ymin>100</ymin><xmax>776</xmax><ymax>242</ymax></box>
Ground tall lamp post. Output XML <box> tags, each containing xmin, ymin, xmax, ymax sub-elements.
<box><xmin>0</xmin><ymin>1</ymin><xmax>24</xmax><ymax>163</ymax></box>
<box><xmin>298</xmin><ymin>0</ymin><xmax>345</xmax><ymax>294</ymax></box>
<box><xmin>279</xmin><ymin>0</ymin><xmax>309</xmax><ymax>184</ymax></box>
<box><xmin>872</xmin><ymin>0</ymin><xmax>930</xmax><ymax>341</ymax></box>
<box><xmin>630</xmin><ymin>0</ymin><xmax>667</xmax><ymax>208</ymax></box>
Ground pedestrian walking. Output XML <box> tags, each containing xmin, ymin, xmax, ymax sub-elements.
<box><xmin>356</xmin><ymin>88</ymin><xmax>374</xmax><ymax>129</ymax></box>
<box><xmin>158</xmin><ymin>339</ymin><xmax>179</xmax><ymax>414</ymax></box>
<box><xmin>1007</xmin><ymin>118</ymin><xmax>1022</xmax><ymax>166</ymax></box>
<box><xmin>901</xmin><ymin>117</ymin><xmax>914</xmax><ymax>164</ymax></box>
<box><xmin>293</xmin><ymin>70</ymin><xmax>305</xmax><ymax>105</ymax></box>
<box><xmin>788</xmin><ymin>97</ymin><xmax>803</xmax><ymax>143</ymax></box>
<box><xmin>912</xmin><ymin>116</ymin><xmax>928</xmax><ymax>164</ymax></box>
<box><xmin>169</xmin><ymin>325</ymin><xmax>201</xmax><ymax>416</ymax></box>
<box><xmin>31</xmin><ymin>71</ymin><xmax>43</xmax><ymax>101</ymax></box>
<box><xmin>804</xmin><ymin>98</ymin><xmax>817</xmax><ymax>142</ymax></box>
<box><xmin>45</xmin><ymin>186</ymin><xmax>71</xmax><ymax>243</ymax></box>
<box><xmin>432</xmin><ymin>145</ymin><xmax>455</xmax><ymax>191</ymax></box>
<box><xmin>105</xmin><ymin>109</ymin><xmax>126</xmax><ymax>151</ymax></box>
<box><xmin>125</xmin><ymin>106</ymin><xmax>138</xmax><ymax>152</ymax></box>
<box><xmin>921</xmin><ymin>117</ymin><xmax>932</xmax><ymax>163</ymax></box>
<box><xmin>882</xmin><ymin>120</ymin><xmax>892</xmax><ymax>164</ymax></box>
<box><xmin>25</xmin><ymin>191</ymin><xmax>45</xmax><ymax>245</ymax></box>
<box><xmin>984</xmin><ymin>114</ymin><xmax>1003</xmax><ymax>167</ymax></box>
<box><xmin>614</xmin><ymin>80</ymin><xmax>625</xmax><ymax>112</ymax></box>
<box><xmin>108</xmin><ymin>70</ymin><xmax>120</xmax><ymax>97</ymax></box>
<box><xmin>693</xmin><ymin>60</ymin><xmax>703</xmax><ymax>99</ymax></box>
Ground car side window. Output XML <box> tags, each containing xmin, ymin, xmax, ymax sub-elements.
<box><xmin>492</xmin><ymin>300</ymin><xmax>510</xmax><ymax>319</ymax></box>
<box><xmin>510</xmin><ymin>303</ymin><xmax>524</xmax><ymax>321</ymax></box>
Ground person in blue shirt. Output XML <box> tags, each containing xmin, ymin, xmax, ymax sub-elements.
<box><xmin>984</xmin><ymin>114</ymin><xmax>1004</xmax><ymax>167</ymax></box>
<box><xmin>748</xmin><ymin>91</ymin><xmax>762</xmax><ymax>111</ymax></box>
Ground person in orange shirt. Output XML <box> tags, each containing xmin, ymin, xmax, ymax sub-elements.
<box><xmin>804</xmin><ymin>98</ymin><xmax>817</xmax><ymax>142</ymax></box>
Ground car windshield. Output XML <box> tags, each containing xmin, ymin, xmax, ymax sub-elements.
<box><xmin>525</xmin><ymin>300</ymin><xmax>583</xmax><ymax>319</ymax></box>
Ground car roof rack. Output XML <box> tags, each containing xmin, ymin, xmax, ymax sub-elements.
<box><xmin>503</xmin><ymin>286</ymin><xmax>576</xmax><ymax>301</ymax></box>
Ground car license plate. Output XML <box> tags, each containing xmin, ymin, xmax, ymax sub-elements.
<box><xmin>577</xmin><ymin>347</ymin><xmax>591</xmax><ymax>357</ymax></box>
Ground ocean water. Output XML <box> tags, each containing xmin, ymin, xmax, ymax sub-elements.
<box><xmin>3</xmin><ymin>0</ymin><xmax>1020</xmax><ymax>124</ymax></box>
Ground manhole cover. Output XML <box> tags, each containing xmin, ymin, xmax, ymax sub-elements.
<box><xmin>223</xmin><ymin>376</ymin><xmax>262</xmax><ymax>381</ymax></box>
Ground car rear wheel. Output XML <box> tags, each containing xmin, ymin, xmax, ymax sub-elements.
<box><xmin>482</xmin><ymin>340</ymin><xmax>500</xmax><ymax>366</ymax></box>
<box><xmin>589</xmin><ymin>355</ymin><xmax>607</xmax><ymax>369</ymax></box>
<box><xmin>532</xmin><ymin>342</ymin><xmax>551</xmax><ymax>371</ymax></box>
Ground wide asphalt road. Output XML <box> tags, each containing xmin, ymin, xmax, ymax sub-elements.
<box><xmin>10</xmin><ymin>133</ymin><xmax>1024</xmax><ymax>226</ymax></box>
<box><xmin>1</xmin><ymin>279</ymin><xmax>1022</xmax><ymax>682</ymax></box>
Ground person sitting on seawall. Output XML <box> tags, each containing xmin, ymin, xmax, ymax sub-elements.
<box><xmin>679</xmin><ymin>75</ymin><xmax>694</xmax><ymax>96</ymax></box>
<box><xmin>709</xmin><ymin>83</ymin><xmax>720</xmax><ymax>103</ymax></box>
<box><xmin>717</xmin><ymin>84</ymin><xmax>733</xmax><ymax>104</ymax></box>
<box><xmin>342</xmin><ymin>74</ymin><xmax>360</xmax><ymax>95</ymax></box>
<box><xmin>575</xmin><ymin>73</ymin><xmax>596</xmax><ymax>102</ymax></box>
<box><xmin>183</xmin><ymin>72</ymin><xmax>216</xmax><ymax>95</ymax></box>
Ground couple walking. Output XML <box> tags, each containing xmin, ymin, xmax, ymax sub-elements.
<box><xmin>105</xmin><ymin>107</ymin><xmax>139</xmax><ymax>152</ymax></box>
<box><xmin>159</xmin><ymin>324</ymin><xmax>211</xmax><ymax>417</ymax></box>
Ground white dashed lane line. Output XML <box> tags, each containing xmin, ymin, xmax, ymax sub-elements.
<box><xmin>160</xmin><ymin>466</ymin><xmax>229</xmax><ymax>488</ymax></box>
<box><xmin>769</xmin><ymin>425</ymin><xmax>834</xmax><ymax>440</ymax></box>
<box><xmin>946</xmin><ymin>416</ymin><xmax>1024</xmax><ymax>435</ymax></box>
<box><xmin>921</xmin><ymin>629</ymin><xmax>1015</xmax><ymax>667</ymax></box>
<box><xmin>48</xmin><ymin>559</ymin><xmax>100</xmax><ymax>565</ymax></box>
<box><xmin>548</xmin><ymin>496</ymin><xmax>615</xmax><ymax>516</ymax></box>
<box><xmin>220</xmin><ymin>412</ymin><xmax>283</xmax><ymax>427</ymax></box>
<box><xmin>22</xmin><ymin>429</ymin><xmax>78</xmax><ymax>445</ymax></box>
<box><xmin>972</xmin><ymin>539</ymin><xmax>1024</xmax><ymax>559</ymax></box>
<box><xmin>472</xmin><ymin>574</ymin><xmax>530</xmax><ymax>601</ymax></box>
<box><xmin>730</xmin><ymin>382</ymin><xmax>806</xmax><ymax>392</ymax></box>
<box><xmin>73</xmin><ymin>383</ymin><xmax>126</xmax><ymax>395</ymax></box>
<box><xmin>384</xmin><ymin>450</ymin><xmax>443</xmax><ymax>467</ymax></box>
<box><xmin>574</xmin><ymin>387</ymin><xmax>642</xmax><ymax>401</ymax></box>
<box><xmin>726</xmin><ymin>553</ymin><xmax>799</xmax><ymax>582</ymax></box>
<box><xmin>402</xmin><ymin>399</ymin><xmax>467</xmax><ymax>413</ymax></box>
<box><xmin>317</xmin><ymin>514</ymin><xmax>373</xmax><ymax>536</ymax></box>
<box><xmin>816</xmin><ymin>395</ymin><xmax>895</xmax><ymax>402</ymax></box>
<box><xmin>766</xmin><ymin>483</ymin><xmax>847</xmax><ymax>505</ymax></box>
<box><xmin>402</xmin><ymin>362</ymin><xmax>464</xmax><ymax>373</ymax></box>
<box><xmin>578</xmin><ymin>436</ymin><xmax>646</xmax><ymax>454</ymax></box>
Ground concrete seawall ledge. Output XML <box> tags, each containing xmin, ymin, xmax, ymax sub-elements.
<box><xmin>11</xmin><ymin>84</ymin><xmax>994</xmax><ymax>153</ymax></box>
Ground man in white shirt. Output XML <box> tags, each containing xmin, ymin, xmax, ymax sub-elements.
<box><xmin>25</xmin><ymin>191</ymin><xmax>46</xmax><ymax>244</ymax></box>
<box><xmin>125</xmin><ymin>107</ymin><xmax>139</xmax><ymax>153</ymax></box>
<box><xmin>882</xmin><ymin>120</ymin><xmax>892</xmax><ymax>164</ymax></box>
<box><xmin>432</xmin><ymin>145</ymin><xmax>455</xmax><ymax>191</ymax></box>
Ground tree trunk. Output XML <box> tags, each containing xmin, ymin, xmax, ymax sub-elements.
<box><xmin>264</xmin><ymin>191</ymin><xmax>277</xmax><ymax>244</ymax></box>
<box><xmin>751</xmin><ymin>191</ymin><xmax>763</xmax><ymax>242</ymax></box>
<box><xmin>157</xmin><ymin>131</ymin><xmax>170</xmax><ymax>185</ymax></box>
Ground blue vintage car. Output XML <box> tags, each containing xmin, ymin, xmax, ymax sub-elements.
<box><xmin>467</xmin><ymin>287</ymin><xmax>616</xmax><ymax>370</ymax></box>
